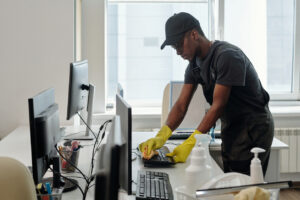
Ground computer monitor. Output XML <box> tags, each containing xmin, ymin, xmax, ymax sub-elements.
<box><xmin>116</xmin><ymin>94</ymin><xmax>132</xmax><ymax>194</ymax></box>
<box><xmin>94</xmin><ymin>115</ymin><xmax>123</xmax><ymax>200</ymax></box>
<box><xmin>66</xmin><ymin>60</ymin><xmax>95</xmax><ymax>140</ymax></box>
<box><xmin>28</xmin><ymin>88</ymin><xmax>64</xmax><ymax>188</ymax></box>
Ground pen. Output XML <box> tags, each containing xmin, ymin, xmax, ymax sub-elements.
<box><xmin>45</xmin><ymin>182</ymin><xmax>52</xmax><ymax>200</ymax></box>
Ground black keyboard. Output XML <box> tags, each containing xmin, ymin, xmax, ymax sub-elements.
<box><xmin>142</xmin><ymin>146</ymin><xmax>174</xmax><ymax>167</ymax></box>
<box><xmin>168</xmin><ymin>132</ymin><xmax>192</xmax><ymax>140</ymax></box>
<box><xmin>168</xmin><ymin>131</ymin><xmax>221</xmax><ymax>140</ymax></box>
<box><xmin>136</xmin><ymin>170</ymin><xmax>173</xmax><ymax>200</ymax></box>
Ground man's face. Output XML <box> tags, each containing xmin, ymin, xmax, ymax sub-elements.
<box><xmin>172</xmin><ymin>30</ymin><xmax>198</xmax><ymax>62</ymax></box>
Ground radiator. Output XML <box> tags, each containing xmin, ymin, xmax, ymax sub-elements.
<box><xmin>275</xmin><ymin>128</ymin><xmax>300</xmax><ymax>173</ymax></box>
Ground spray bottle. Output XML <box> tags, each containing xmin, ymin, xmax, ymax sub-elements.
<box><xmin>250</xmin><ymin>147</ymin><xmax>265</xmax><ymax>184</ymax></box>
<box><xmin>198</xmin><ymin>134</ymin><xmax>212</xmax><ymax>166</ymax></box>
<box><xmin>184</xmin><ymin>134</ymin><xmax>212</xmax><ymax>195</ymax></box>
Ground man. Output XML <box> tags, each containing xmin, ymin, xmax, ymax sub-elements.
<box><xmin>139</xmin><ymin>12</ymin><xmax>274</xmax><ymax>176</ymax></box>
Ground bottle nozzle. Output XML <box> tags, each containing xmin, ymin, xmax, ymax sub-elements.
<box><xmin>251</xmin><ymin>147</ymin><xmax>265</xmax><ymax>158</ymax></box>
<box><xmin>194</xmin><ymin>134</ymin><xmax>201</xmax><ymax>147</ymax></box>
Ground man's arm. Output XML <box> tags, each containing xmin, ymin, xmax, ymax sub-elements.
<box><xmin>165</xmin><ymin>83</ymin><xmax>197</xmax><ymax>131</ymax></box>
<box><xmin>197</xmin><ymin>84</ymin><xmax>231</xmax><ymax>133</ymax></box>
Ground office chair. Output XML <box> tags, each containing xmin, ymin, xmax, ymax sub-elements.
<box><xmin>0</xmin><ymin>157</ymin><xmax>37</xmax><ymax>200</ymax></box>
<box><xmin>161</xmin><ymin>83</ymin><xmax>170</xmax><ymax>126</ymax></box>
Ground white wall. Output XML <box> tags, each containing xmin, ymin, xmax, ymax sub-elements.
<box><xmin>82</xmin><ymin>0</ymin><xmax>107</xmax><ymax>113</ymax></box>
<box><xmin>0</xmin><ymin>0</ymin><xmax>74</xmax><ymax>139</ymax></box>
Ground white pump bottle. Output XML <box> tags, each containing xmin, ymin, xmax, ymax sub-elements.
<box><xmin>250</xmin><ymin>147</ymin><xmax>265</xmax><ymax>184</ymax></box>
<box><xmin>184</xmin><ymin>134</ymin><xmax>212</xmax><ymax>195</ymax></box>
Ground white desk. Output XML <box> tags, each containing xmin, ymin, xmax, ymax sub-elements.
<box><xmin>128</xmin><ymin>132</ymin><xmax>287</xmax><ymax>199</ymax></box>
<box><xmin>0</xmin><ymin>127</ymin><xmax>288</xmax><ymax>200</ymax></box>
<box><xmin>0</xmin><ymin>126</ymin><xmax>96</xmax><ymax>200</ymax></box>
<box><xmin>208</xmin><ymin>137</ymin><xmax>288</xmax><ymax>182</ymax></box>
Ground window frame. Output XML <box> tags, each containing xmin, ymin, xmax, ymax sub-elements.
<box><xmin>79</xmin><ymin>0</ymin><xmax>300</xmax><ymax>113</ymax></box>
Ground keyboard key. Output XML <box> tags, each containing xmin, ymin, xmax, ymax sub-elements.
<box><xmin>159</xmin><ymin>179</ymin><xmax>165</xmax><ymax>199</ymax></box>
<box><xmin>146</xmin><ymin>179</ymin><xmax>151</xmax><ymax>197</ymax></box>
<box><xmin>140</xmin><ymin>187</ymin><xmax>144</xmax><ymax>194</ymax></box>
<box><xmin>151</xmin><ymin>179</ymin><xmax>155</xmax><ymax>198</ymax></box>
<box><xmin>164</xmin><ymin>180</ymin><xmax>169</xmax><ymax>198</ymax></box>
<box><xmin>155</xmin><ymin>180</ymin><xmax>160</xmax><ymax>198</ymax></box>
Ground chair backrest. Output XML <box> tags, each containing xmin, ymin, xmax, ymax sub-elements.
<box><xmin>161</xmin><ymin>81</ymin><xmax>209</xmax><ymax>129</ymax></box>
<box><xmin>0</xmin><ymin>157</ymin><xmax>37</xmax><ymax>200</ymax></box>
<box><xmin>161</xmin><ymin>83</ymin><xmax>170</xmax><ymax>126</ymax></box>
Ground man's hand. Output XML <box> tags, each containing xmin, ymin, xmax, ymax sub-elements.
<box><xmin>166</xmin><ymin>130</ymin><xmax>201</xmax><ymax>163</ymax></box>
<box><xmin>139</xmin><ymin>137</ymin><xmax>165</xmax><ymax>157</ymax></box>
<box><xmin>139</xmin><ymin>125</ymin><xmax>172</xmax><ymax>159</ymax></box>
<box><xmin>142</xmin><ymin>146</ymin><xmax>159</xmax><ymax>160</ymax></box>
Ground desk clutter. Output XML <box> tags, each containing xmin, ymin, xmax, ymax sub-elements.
<box><xmin>36</xmin><ymin>182</ymin><xmax>63</xmax><ymax>200</ymax></box>
<box><xmin>7</xmin><ymin>86</ymin><xmax>286</xmax><ymax>200</ymax></box>
<box><xmin>58</xmin><ymin>140</ymin><xmax>81</xmax><ymax>172</ymax></box>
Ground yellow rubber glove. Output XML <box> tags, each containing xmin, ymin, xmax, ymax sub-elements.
<box><xmin>139</xmin><ymin>125</ymin><xmax>172</xmax><ymax>157</ymax></box>
<box><xmin>166</xmin><ymin>130</ymin><xmax>202</xmax><ymax>163</ymax></box>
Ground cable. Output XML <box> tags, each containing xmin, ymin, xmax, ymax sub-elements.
<box><xmin>82</xmin><ymin>119</ymin><xmax>112</xmax><ymax>200</ymax></box>
<box><xmin>55</xmin><ymin>144</ymin><xmax>88</xmax><ymax>182</ymax></box>
<box><xmin>49</xmin><ymin>167</ymin><xmax>84</xmax><ymax>196</ymax></box>
<box><xmin>96</xmin><ymin>121</ymin><xmax>110</xmax><ymax>151</ymax></box>
<box><xmin>90</xmin><ymin>119</ymin><xmax>112</xmax><ymax>177</ymax></box>
<box><xmin>62</xmin><ymin>175</ymin><xmax>86</xmax><ymax>180</ymax></box>
<box><xmin>76</xmin><ymin>111</ymin><xmax>97</xmax><ymax>138</ymax></box>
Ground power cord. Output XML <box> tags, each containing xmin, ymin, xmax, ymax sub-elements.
<box><xmin>54</xmin><ymin>144</ymin><xmax>88</xmax><ymax>183</ymax></box>
<box><xmin>56</xmin><ymin>119</ymin><xmax>113</xmax><ymax>200</ymax></box>
<box><xmin>82</xmin><ymin>119</ymin><xmax>112</xmax><ymax>200</ymax></box>
<box><xmin>76</xmin><ymin>111</ymin><xmax>97</xmax><ymax>139</ymax></box>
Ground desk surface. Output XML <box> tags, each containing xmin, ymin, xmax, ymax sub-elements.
<box><xmin>0</xmin><ymin>126</ymin><xmax>95</xmax><ymax>200</ymax></box>
<box><xmin>0</xmin><ymin>127</ymin><xmax>289</xmax><ymax>200</ymax></box>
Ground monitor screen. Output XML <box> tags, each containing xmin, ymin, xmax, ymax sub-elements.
<box><xmin>116</xmin><ymin>94</ymin><xmax>132</xmax><ymax>194</ymax></box>
<box><xmin>28</xmin><ymin>88</ymin><xmax>62</xmax><ymax>185</ymax></box>
<box><xmin>66</xmin><ymin>60</ymin><xmax>89</xmax><ymax>120</ymax></box>
<box><xmin>94</xmin><ymin>115</ymin><xmax>123</xmax><ymax>200</ymax></box>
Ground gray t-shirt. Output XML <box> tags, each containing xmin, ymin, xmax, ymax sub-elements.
<box><xmin>184</xmin><ymin>40</ymin><xmax>270</xmax><ymax>121</ymax></box>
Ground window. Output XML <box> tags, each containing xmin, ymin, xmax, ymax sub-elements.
<box><xmin>79</xmin><ymin>0</ymin><xmax>300</xmax><ymax>113</ymax></box>
<box><xmin>223</xmin><ymin>0</ymin><xmax>295</xmax><ymax>95</ymax></box>
<box><xmin>107</xmin><ymin>1</ymin><xmax>210</xmax><ymax>106</ymax></box>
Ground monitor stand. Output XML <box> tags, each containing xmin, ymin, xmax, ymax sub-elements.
<box><xmin>36</xmin><ymin>156</ymin><xmax>79</xmax><ymax>193</ymax></box>
<box><xmin>42</xmin><ymin>177</ymin><xmax>78</xmax><ymax>193</ymax></box>
<box><xmin>64</xmin><ymin>84</ymin><xmax>95</xmax><ymax>141</ymax></box>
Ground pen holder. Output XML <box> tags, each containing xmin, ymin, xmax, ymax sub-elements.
<box><xmin>60</xmin><ymin>148</ymin><xmax>80</xmax><ymax>172</ymax></box>
<box><xmin>37</xmin><ymin>187</ymin><xmax>63</xmax><ymax>200</ymax></box>
<box><xmin>37</xmin><ymin>193</ymin><xmax>62</xmax><ymax>200</ymax></box>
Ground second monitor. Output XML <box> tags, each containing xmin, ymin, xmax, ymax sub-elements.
<box><xmin>116</xmin><ymin>94</ymin><xmax>132</xmax><ymax>195</ymax></box>
<box><xmin>66</xmin><ymin>60</ymin><xmax>95</xmax><ymax>140</ymax></box>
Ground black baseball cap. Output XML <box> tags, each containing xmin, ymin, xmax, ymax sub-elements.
<box><xmin>161</xmin><ymin>12</ymin><xmax>200</xmax><ymax>50</ymax></box>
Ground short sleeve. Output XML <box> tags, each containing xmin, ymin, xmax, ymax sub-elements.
<box><xmin>215</xmin><ymin>50</ymin><xmax>246</xmax><ymax>86</ymax></box>
<box><xmin>184</xmin><ymin>63</ymin><xmax>197</xmax><ymax>84</ymax></box>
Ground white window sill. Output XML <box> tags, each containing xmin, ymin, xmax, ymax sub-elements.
<box><xmin>93</xmin><ymin>102</ymin><xmax>300</xmax><ymax>120</ymax></box>
<box><xmin>93</xmin><ymin>107</ymin><xmax>161</xmax><ymax>120</ymax></box>
<box><xmin>269</xmin><ymin>101</ymin><xmax>300</xmax><ymax>117</ymax></box>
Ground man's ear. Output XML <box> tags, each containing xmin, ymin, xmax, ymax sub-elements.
<box><xmin>191</xmin><ymin>30</ymin><xmax>200</xmax><ymax>41</ymax></box>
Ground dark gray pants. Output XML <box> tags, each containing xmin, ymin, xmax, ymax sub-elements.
<box><xmin>221</xmin><ymin>107</ymin><xmax>274</xmax><ymax>176</ymax></box>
